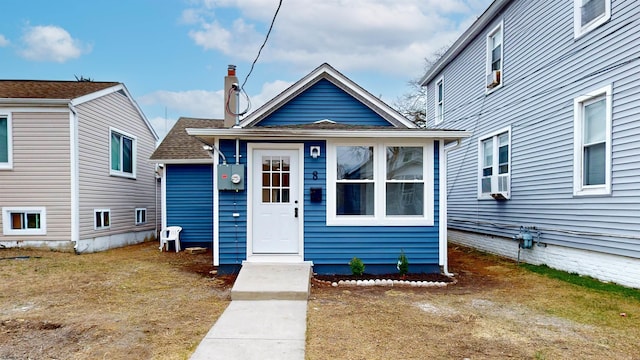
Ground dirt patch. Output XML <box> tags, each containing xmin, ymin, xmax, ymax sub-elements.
<box><xmin>0</xmin><ymin>241</ymin><xmax>232</xmax><ymax>360</ymax></box>
<box><xmin>306</xmin><ymin>245</ymin><xmax>640</xmax><ymax>360</ymax></box>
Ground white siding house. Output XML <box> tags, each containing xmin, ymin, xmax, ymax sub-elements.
<box><xmin>0</xmin><ymin>80</ymin><xmax>159</xmax><ymax>252</ymax></box>
<box><xmin>421</xmin><ymin>0</ymin><xmax>640</xmax><ymax>288</ymax></box>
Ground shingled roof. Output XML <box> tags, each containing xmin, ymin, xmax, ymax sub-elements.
<box><xmin>150</xmin><ymin>117</ymin><xmax>224</xmax><ymax>162</ymax></box>
<box><xmin>0</xmin><ymin>80</ymin><xmax>120</xmax><ymax>99</ymax></box>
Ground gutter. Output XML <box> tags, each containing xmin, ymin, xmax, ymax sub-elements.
<box><xmin>186</xmin><ymin>127</ymin><xmax>472</xmax><ymax>140</ymax></box>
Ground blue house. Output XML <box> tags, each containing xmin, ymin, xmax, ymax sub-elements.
<box><xmin>420</xmin><ymin>0</ymin><xmax>640</xmax><ymax>288</ymax></box>
<box><xmin>151</xmin><ymin>63</ymin><xmax>469</xmax><ymax>274</ymax></box>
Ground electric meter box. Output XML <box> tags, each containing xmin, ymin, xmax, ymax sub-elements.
<box><xmin>217</xmin><ymin>164</ymin><xmax>245</xmax><ymax>190</ymax></box>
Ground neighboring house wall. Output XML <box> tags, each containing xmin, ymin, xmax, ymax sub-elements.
<box><xmin>76</xmin><ymin>91</ymin><xmax>157</xmax><ymax>252</ymax></box>
<box><xmin>165</xmin><ymin>164</ymin><xmax>214</xmax><ymax>249</ymax></box>
<box><xmin>0</xmin><ymin>110</ymin><xmax>73</xmax><ymax>249</ymax></box>
<box><xmin>424</xmin><ymin>0</ymin><xmax>640</xmax><ymax>287</ymax></box>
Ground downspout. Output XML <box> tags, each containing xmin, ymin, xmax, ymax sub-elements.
<box><xmin>440</xmin><ymin>139</ymin><xmax>462</xmax><ymax>276</ymax></box>
<box><xmin>68</xmin><ymin>103</ymin><xmax>80</xmax><ymax>252</ymax></box>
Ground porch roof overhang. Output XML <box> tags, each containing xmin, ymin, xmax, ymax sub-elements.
<box><xmin>186</xmin><ymin>127</ymin><xmax>471</xmax><ymax>146</ymax></box>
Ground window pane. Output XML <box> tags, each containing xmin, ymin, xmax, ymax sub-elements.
<box><xmin>262</xmin><ymin>173</ymin><xmax>270</xmax><ymax>186</ymax></box>
<box><xmin>482</xmin><ymin>139</ymin><xmax>493</xmax><ymax>167</ymax></box>
<box><xmin>95</xmin><ymin>212</ymin><xmax>102</xmax><ymax>228</ymax></box>
<box><xmin>437</xmin><ymin>82</ymin><xmax>443</xmax><ymax>102</ymax></box>
<box><xmin>111</xmin><ymin>133</ymin><xmax>121</xmax><ymax>171</ymax></box>
<box><xmin>272</xmin><ymin>173</ymin><xmax>280</xmax><ymax>187</ymax></box>
<box><xmin>11</xmin><ymin>213</ymin><xmax>23</xmax><ymax>229</ymax></box>
<box><xmin>582</xmin><ymin>0</ymin><xmax>605</xmax><ymax>26</ymax></box>
<box><xmin>336</xmin><ymin>183</ymin><xmax>374</xmax><ymax>215</ymax></box>
<box><xmin>337</xmin><ymin>146</ymin><xmax>374</xmax><ymax>180</ymax></box>
<box><xmin>386</xmin><ymin>183</ymin><xmax>424</xmax><ymax>216</ymax></box>
<box><xmin>26</xmin><ymin>213</ymin><xmax>40</xmax><ymax>229</ymax></box>
<box><xmin>103</xmin><ymin>212</ymin><xmax>110</xmax><ymax>227</ymax></box>
<box><xmin>262</xmin><ymin>189</ymin><xmax>270</xmax><ymax>202</ymax></box>
<box><xmin>482</xmin><ymin>177</ymin><xmax>492</xmax><ymax>193</ymax></box>
<box><xmin>0</xmin><ymin>118</ymin><xmax>7</xmax><ymax>163</ymax></box>
<box><xmin>282</xmin><ymin>189</ymin><xmax>290</xmax><ymax>203</ymax></box>
<box><xmin>281</xmin><ymin>157</ymin><xmax>290</xmax><ymax>171</ymax></box>
<box><xmin>123</xmin><ymin>137</ymin><xmax>133</xmax><ymax>174</ymax></box>
<box><xmin>584</xmin><ymin>98</ymin><xmax>605</xmax><ymax>144</ymax></box>
<box><xmin>387</xmin><ymin>147</ymin><xmax>423</xmax><ymax>180</ymax></box>
<box><xmin>584</xmin><ymin>142</ymin><xmax>605</xmax><ymax>185</ymax></box>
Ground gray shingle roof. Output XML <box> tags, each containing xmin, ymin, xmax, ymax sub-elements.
<box><xmin>150</xmin><ymin>117</ymin><xmax>224</xmax><ymax>161</ymax></box>
<box><xmin>0</xmin><ymin>80</ymin><xmax>120</xmax><ymax>99</ymax></box>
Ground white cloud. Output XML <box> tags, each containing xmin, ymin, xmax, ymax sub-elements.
<box><xmin>183</xmin><ymin>0</ymin><xmax>492</xmax><ymax>75</ymax></box>
<box><xmin>0</xmin><ymin>35</ymin><xmax>9</xmax><ymax>47</ymax></box>
<box><xmin>19</xmin><ymin>25</ymin><xmax>89</xmax><ymax>62</ymax></box>
<box><xmin>140</xmin><ymin>79</ymin><xmax>293</xmax><ymax>137</ymax></box>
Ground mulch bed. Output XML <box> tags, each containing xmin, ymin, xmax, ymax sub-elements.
<box><xmin>314</xmin><ymin>272</ymin><xmax>454</xmax><ymax>283</ymax></box>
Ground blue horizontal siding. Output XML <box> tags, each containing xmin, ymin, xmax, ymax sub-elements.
<box><xmin>218</xmin><ymin>139</ymin><xmax>248</xmax><ymax>265</ymax></box>
<box><xmin>304</xmin><ymin>141</ymin><xmax>441</xmax><ymax>275</ymax></box>
<box><xmin>166</xmin><ymin>164</ymin><xmax>213</xmax><ymax>248</ymax></box>
<box><xmin>257</xmin><ymin>79</ymin><xmax>392</xmax><ymax>127</ymax></box>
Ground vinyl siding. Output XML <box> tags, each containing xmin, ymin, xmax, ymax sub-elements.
<box><xmin>427</xmin><ymin>0</ymin><xmax>640</xmax><ymax>258</ymax></box>
<box><xmin>166</xmin><ymin>164</ymin><xmax>214</xmax><ymax>248</ymax></box>
<box><xmin>256</xmin><ymin>79</ymin><xmax>393</xmax><ymax>127</ymax></box>
<box><xmin>304</xmin><ymin>141</ymin><xmax>441</xmax><ymax>274</ymax></box>
<box><xmin>77</xmin><ymin>91</ymin><xmax>158</xmax><ymax>240</ymax></box>
<box><xmin>0</xmin><ymin>111</ymin><xmax>72</xmax><ymax>243</ymax></box>
<box><xmin>218</xmin><ymin>139</ymin><xmax>247</xmax><ymax>265</ymax></box>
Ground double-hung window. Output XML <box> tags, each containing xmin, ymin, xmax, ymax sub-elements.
<box><xmin>95</xmin><ymin>209</ymin><xmax>111</xmax><ymax>230</ymax></box>
<box><xmin>478</xmin><ymin>128</ymin><xmax>510</xmax><ymax>199</ymax></box>
<box><xmin>435</xmin><ymin>77</ymin><xmax>444</xmax><ymax>125</ymax></box>
<box><xmin>2</xmin><ymin>207</ymin><xmax>46</xmax><ymax>235</ymax></box>
<box><xmin>486</xmin><ymin>22</ymin><xmax>503</xmax><ymax>91</ymax></box>
<box><xmin>110</xmin><ymin>128</ymin><xmax>136</xmax><ymax>178</ymax></box>
<box><xmin>573</xmin><ymin>85</ymin><xmax>612</xmax><ymax>196</ymax></box>
<box><xmin>328</xmin><ymin>141</ymin><xmax>434</xmax><ymax>226</ymax></box>
<box><xmin>574</xmin><ymin>0</ymin><xmax>611</xmax><ymax>39</ymax></box>
<box><xmin>0</xmin><ymin>114</ymin><xmax>12</xmax><ymax>170</ymax></box>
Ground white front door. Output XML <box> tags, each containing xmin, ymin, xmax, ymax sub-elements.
<box><xmin>251</xmin><ymin>148</ymin><xmax>301</xmax><ymax>255</ymax></box>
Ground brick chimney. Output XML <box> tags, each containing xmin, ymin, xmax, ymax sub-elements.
<box><xmin>224</xmin><ymin>65</ymin><xmax>239</xmax><ymax>128</ymax></box>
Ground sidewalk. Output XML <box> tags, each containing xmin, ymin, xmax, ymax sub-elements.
<box><xmin>190</xmin><ymin>262</ymin><xmax>312</xmax><ymax>360</ymax></box>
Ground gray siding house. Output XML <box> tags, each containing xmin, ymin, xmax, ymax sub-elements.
<box><xmin>421</xmin><ymin>0</ymin><xmax>640</xmax><ymax>288</ymax></box>
<box><xmin>0</xmin><ymin>80</ymin><xmax>159</xmax><ymax>253</ymax></box>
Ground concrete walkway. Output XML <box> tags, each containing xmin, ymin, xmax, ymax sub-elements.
<box><xmin>190</xmin><ymin>262</ymin><xmax>312</xmax><ymax>360</ymax></box>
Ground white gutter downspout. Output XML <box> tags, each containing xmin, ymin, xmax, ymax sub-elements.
<box><xmin>68</xmin><ymin>103</ymin><xmax>80</xmax><ymax>251</ymax></box>
<box><xmin>440</xmin><ymin>139</ymin><xmax>462</xmax><ymax>277</ymax></box>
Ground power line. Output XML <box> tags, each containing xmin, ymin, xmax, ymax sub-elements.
<box><xmin>240</xmin><ymin>0</ymin><xmax>283</xmax><ymax>91</ymax></box>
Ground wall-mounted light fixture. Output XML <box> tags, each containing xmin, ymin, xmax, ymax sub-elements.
<box><xmin>310</xmin><ymin>146</ymin><xmax>321</xmax><ymax>159</ymax></box>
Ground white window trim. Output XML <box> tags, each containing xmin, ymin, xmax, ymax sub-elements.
<box><xmin>573</xmin><ymin>85</ymin><xmax>612</xmax><ymax>196</ymax></box>
<box><xmin>326</xmin><ymin>140</ymin><xmax>434</xmax><ymax>226</ymax></box>
<box><xmin>0</xmin><ymin>112</ymin><xmax>13</xmax><ymax>170</ymax></box>
<box><xmin>434</xmin><ymin>77</ymin><xmax>444</xmax><ymax>125</ymax></box>
<box><xmin>574</xmin><ymin>0</ymin><xmax>611</xmax><ymax>39</ymax></box>
<box><xmin>109</xmin><ymin>127</ymin><xmax>137</xmax><ymax>179</ymax></box>
<box><xmin>135</xmin><ymin>208</ymin><xmax>147</xmax><ymax>225</ymax></box>
<box><xmin>477</xmin><ymin>126</ymin><xmax>511</xmax><ymax>200</ymax></box>
<box><xmin>94</xmin><ymin>208</ymin><xmax>111</xmax><ymax>230</ymax></box>
<box><xmin>485</xmin><ymin>21</ymin><xmax>504</xmax><ymax>94</ymax></box>
<box><xmin>2</xmin><ymin>207</ymin><xmax>47</xmax><ymax>235</ymax></box>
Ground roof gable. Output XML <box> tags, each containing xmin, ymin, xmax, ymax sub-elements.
<box><xmin>240</xmin><ymin>63</ymin><xmax>416</xmax><ymax>129</ymax></box>
<box><xmin>255</xmin><ymin>78</ymin><xmax>393</xmax><ymax>127</ymax></box>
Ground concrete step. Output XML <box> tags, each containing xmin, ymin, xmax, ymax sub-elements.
<box><xmin>231</xmin><ymin>262</ymin><xmax>312</xmax><ymax>301</ymax></box>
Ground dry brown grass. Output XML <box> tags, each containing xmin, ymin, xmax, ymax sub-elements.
<box><xmin>306</xmin><ymin>246</ymin><xmax>640</xmax><ymax>360</ymax></box>
<box><xmin>2</xmin><ymin>241</ymin><xmax>639</xmax><ymax>360</ymax></box>
<box><xmin>0</xmin><ymin>241</ymin><xmax>231</xmax><ymax>360</ymax></box>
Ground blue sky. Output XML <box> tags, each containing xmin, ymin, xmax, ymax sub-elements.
<box><xmin>1</xmin><ymin>0</ymin><xmax>491</xmax><ymax>139</ymax></box>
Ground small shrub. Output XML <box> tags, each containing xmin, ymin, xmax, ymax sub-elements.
<box><xmin>397</xmin><ymin>250</ymin><xmax>409</xmax><ymax>276</ymax></box>
<box><xmin>349</xmin><ymin>257</ymin><xmax>365</xmax><ymax>276</ymax></box>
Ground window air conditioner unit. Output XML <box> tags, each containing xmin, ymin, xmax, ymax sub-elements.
<box><xmin>486</xmin><ymin>70</ymin><xmax>501</xmax><ymax>89</ymax></box>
